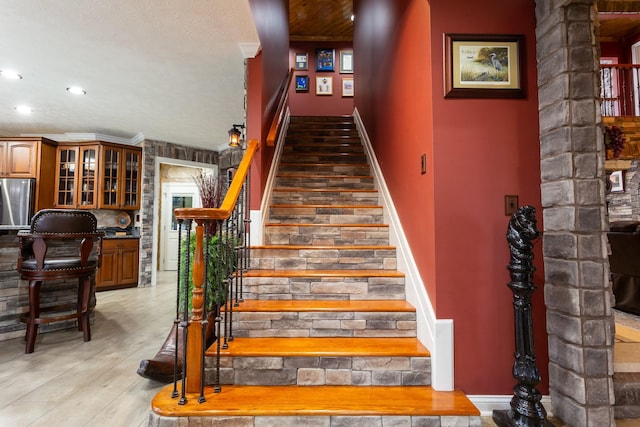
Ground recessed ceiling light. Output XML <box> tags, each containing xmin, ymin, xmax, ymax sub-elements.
<box><xmin>15</xmin><ymin>105</ymin><xmax>32</xmax><ymax>114</ymax></box>
<box><xmin>67</xmin><ymin>86</ymin><xmax>86</xmax><ymax>95</ymax></box>
<box><xmin>1</xmin><ymin>70</ymin><xmax>22</xmax><ymax>79</ymax></box>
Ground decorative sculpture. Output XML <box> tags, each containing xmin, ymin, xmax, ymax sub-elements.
<box><xmin>493</xmin><ymin>205</ymin><xmax>554</xmax><ymax>427</ymax></box>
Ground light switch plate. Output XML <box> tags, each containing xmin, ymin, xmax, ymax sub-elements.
<box><xmin>505</xmin><ymin>195</ymin><xmax>519</xmax><ymax>216</ymax></box>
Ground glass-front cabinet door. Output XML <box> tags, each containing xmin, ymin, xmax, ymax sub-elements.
<box><xmin>54</xmin><ymin>146</ymin><xmax>78</xmax><ymax>208</ymax></box>
<box><xmin>120</xmin><ymin>148</ymin><xmax>140</xmax><ymax>210</ymax></box>
<box><xmin>99</xmin><ymin>146</ymin><xmax>120</xmax><ymax>209</ymax></box>
<box><xmin>78</xmin><ymin>145</ymin><xmax>99</xmax><ymax>208</ymax></box>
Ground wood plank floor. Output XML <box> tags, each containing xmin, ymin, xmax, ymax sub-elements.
<box><xmin>0</xmin><ymin>271</ymin><xmax>177</xmax><ymax>427</ymax></box>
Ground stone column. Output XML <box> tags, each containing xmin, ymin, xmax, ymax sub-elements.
<box><xmin>535</xmin><ymin>0</ymin><xmax>615</xmax><ymax>425</ymax></box>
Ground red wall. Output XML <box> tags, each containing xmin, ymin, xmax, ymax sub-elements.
<box><xmin>247</xmin><ymin>0</ymin><xmax>290</xmax><ymax>208</ymax></box>
<box><xmin>288</xmin><ymin>41</ymin><xmax>355</xmax><ymax>116</ymax></box>
<box><xmin>354</xmin><ymin>0</ymin><xmax>545</xmax><ymax>395</ymax></box>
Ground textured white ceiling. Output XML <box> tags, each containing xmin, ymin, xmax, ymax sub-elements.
<box><xmin>0</xmin><ymin>0</ymin><xmax>260</xmax><ymax>150</ymax></box>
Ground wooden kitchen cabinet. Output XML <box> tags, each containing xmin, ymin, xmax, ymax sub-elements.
<box><xmin>53</xmin><ymin>141</ymin><xmax>141</xmax><ymax>210</ymax></box>
<box><xmin>0</xmin><ymin>137</ymin><xmax>57</xmax><ymax>211</ymax></box>
<box><xmin>98</xmin><ymin>145</ymin><xmax>141</xmax><ymax>210</ymax></box>
<box><xmin>96</xmin><ymin>238</ymin><xmax>139</xmax><ymax>291</ymax></box>
<box><xmin>54</xmin><ymin>144</ymin><xmax>100</xmax><ymax>209</ymax></box>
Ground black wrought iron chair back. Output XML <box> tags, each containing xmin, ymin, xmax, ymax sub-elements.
<box><xmin>17</xmin><ymin>209</ymin><xmax>104</xmax><ymax>353</ymax></box>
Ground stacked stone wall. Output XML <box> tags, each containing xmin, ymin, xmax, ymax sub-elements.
<box><xmin>535</xmin><ymin>0</ymin><xmax>615</xmax><ymax>425</ymax></box>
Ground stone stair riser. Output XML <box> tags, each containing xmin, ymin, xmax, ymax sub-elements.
<box><xmin>286</xmin><ymin>130</ymin><xmax>359</xmax><ymax>137</ymax></box>
<box><xmin>271</xmin><ymin>191</ymin><xmax>379</xmax><ymax>206</ymax></box>
<box><xmin>210</xmin><ymin>356</ymin><xmax>431</xmax><ymax>387</ymax></box>
<box><xmin>281</xmin><ymin>154</ymin><xmax>368</xmax><ymax>164</ymax></box>
<box><xmin>275</xmin><ymin>176</ymin><xmax>374</xmax><ymax>189</ymax></box>
<box><xmin>232</xmin><ymin>311</ymin><xmax>416</xmax><ymax>338</ymax></box>
<box><xmin>268</xmin><ymin>208</ymin><xmax>383</xmax><ymax>224</ymax></box>
<box><xmin>278</xmin><ymin>164</ymin><xmax>370</xmax><ymax>175</ymax></box>
<box><xmin>264</xmin><ymin>226</ymin><xmax>389</xmax><ymax>246</ymax></box>
<box><xmin>150</xmin><ymin>414</ymin><xmax>483</xmax><ymax>427</ymax></box>
<box><xmin>252</xmin><ymin>248</ymin><xmax>397</xmax><ymax>271</ymax></box>
<box><xmin>242</xmin><ymin>276</ymin><xmax>406</xmax><ymax>301</ymax></box>
<box><xmin>282</xmin><ymin>144</ymin><xmax>365</xmax><ymax>154</ymax></box>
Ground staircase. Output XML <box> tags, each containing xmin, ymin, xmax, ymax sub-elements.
<box><xmin>150</xmin><ymin>116</ymin><xmax>480</xmax><ymax>426</ymax></box>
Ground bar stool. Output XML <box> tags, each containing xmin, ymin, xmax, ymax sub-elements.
<box><xmin>17</xmin><ymin>209</ymin><xmax>104</xmax><ymax>354</ymax></box>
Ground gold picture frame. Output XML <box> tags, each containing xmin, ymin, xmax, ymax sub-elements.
<box><xmin>444</xmin><ymin>34</ymin><xmax>525</xmax><ymax>99</ymax></box>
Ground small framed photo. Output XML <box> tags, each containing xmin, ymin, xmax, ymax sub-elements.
<box><xmin>316</xmin><ymin>48</ymin><xmax>335</xmax><ymax>72</ymax></box>
<box><xmin>609</xmin><ymin>170</ymin><xmax>624</xmax><ymax>192</ymax></box>
<box><xmin>295</xmin><ymin>52</ymin><xmax>308</xmax><ymax>70</ymax></box>
<box><xmin>342</xmin><ymin>77</ymin><xmax>354</xmax><ymax>97</ymax></box>
<box><xmin>316</xmin><ymin>76</ymin><xmax>333</xmax><ymax>95</ymax></box>
<box><xmin>295</xmin><ymin>75</ymin><xmax>309</xmax><ymax>92</ymax></box>
<box><xmin>444</xmin><ymin>33</ymin><xmax>525</xmax><ymax>99</ymax></box>
<box><xmin>340</xmin><ymin>51</ymin><xmax>354</xmax><ymax>74</ymax></box>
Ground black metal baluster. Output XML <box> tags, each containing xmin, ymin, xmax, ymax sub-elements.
<box><xmin>178</xmin><ymin>220</ymin><xmax>192</xmax><ymax>406</ymax></box>
<box><xmin>214</xmin><ymin>220</ymin><xmax>224</xmax><ymax>392</ymax></box>
<box><xmin>171</xmin><ymin>219</ymin><xmax>183</xmax><ymax>399</ymax></box>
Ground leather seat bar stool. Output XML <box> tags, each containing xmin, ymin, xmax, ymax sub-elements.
<box><xmin>17</xmin><ymin>209</ymin><xmax>104</xmax><ymax>354</ymax></box>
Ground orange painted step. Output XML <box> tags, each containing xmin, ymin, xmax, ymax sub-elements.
<box><xmin>269</xmin><ymin>204</ymin><xmax>381</xmax><ymax>208</ymax></box>
<box><xmin>230</xmin><ymin>299</ymin><xmax>414</xmax><ymax>312</ymax></box>
<box><xmin>273</xmin><ymin>188</ymin><xmax>377</xmax><ymax>192</ymax></box>
<box><xmin>152</xmin><ymin>385</ymin><xmax>480</xmax><ymax>417</ymax></box>
<box><xmin>264</xmin><ymin>223</ymin><xmax>387</xmax><ymax>228</ymax></box>
<box><xmin>213</xmin><ymin>337</ymin><xmax>429</xmax><ymax>358</ymax></box>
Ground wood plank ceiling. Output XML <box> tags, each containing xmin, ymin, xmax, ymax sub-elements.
<box><xmin>598</xmin><ymin>1</ymin><xmax>640</xmax><ymax>42</ymax></box>
<box><xmin>286</xmin><ymin>0</ymin><xmax>637</xmax><ymax>44</ymax></box>
<box><xmin>289</xmin><ymin>0</ymin><xmax>353</xmax><ymax>41</ymax></box>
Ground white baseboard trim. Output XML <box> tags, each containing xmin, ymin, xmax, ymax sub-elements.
<box><xmin>468</xmin><ymin>395</ymin><xmax>553</xmax><ymax>417</ymax></box>
<box><xmin>251</xmin><ymin>108</ymin><xmax>291</xmax><ymax>247</ymax></box>
<box><xmin>353</xmin><ymin>108</ymin><xmax>454</xmax><ymax>391</ymax></box>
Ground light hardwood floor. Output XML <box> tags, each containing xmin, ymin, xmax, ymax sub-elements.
<box><xmin>0</xmin><ymin>271</ymin><xmax>177</xmax><ymax>427</ymax></box>
<box><xmin>1</xmin><ymin>272</ymin><xmax>639</xmax><ymax>426</ymax></box>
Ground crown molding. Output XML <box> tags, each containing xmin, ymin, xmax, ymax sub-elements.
<box><xmin>20</xmin><ymin>132</ymin><xmax>143</xmax><ymax>146</ymax></box>
<box><xmin>239</xmin><ymin>42</ymin><xmax>261</xmax><ymax>58</ymax></box>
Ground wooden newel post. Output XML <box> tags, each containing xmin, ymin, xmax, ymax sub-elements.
<box><xmin>493</xmin><ymin>205</ymin><xmax>553</xmax><ymax>427</ymax></box>
<box><xmin>186</xmin><ymin>221</ymin><xmax>205</xmax><ymax>393</ymax></box>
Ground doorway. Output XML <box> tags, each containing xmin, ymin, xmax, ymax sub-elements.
<box><xmin>160</xmin><ymin>183</ymin><xmax>201</xmax><ymax>270</ymax></box>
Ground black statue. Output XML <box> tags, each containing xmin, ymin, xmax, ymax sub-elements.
<box><xmin>493</xmin><ymin>205</ymin><xmax>554</xmax><ymax>427</ymax></box>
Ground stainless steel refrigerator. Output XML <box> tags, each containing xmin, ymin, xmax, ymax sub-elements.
<box><xmin>0</xmin><ymin>178</ymin><xmax>36</xmax><ymax>226</ymax></box>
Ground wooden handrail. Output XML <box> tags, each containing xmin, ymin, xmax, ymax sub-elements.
<box><xmin>174</xmin><ymin>139</ymin><xmax>260</xmax><ymax>221</ymax></box>
<box><xmin>601</xmin><ymin>63</ymin><xmax>640</xmax><ymax>69</ymax></box>
<box><xmin>266</xmin><ymin>69</ymin><xmax>294</xmax><ymax>147</ymax></box>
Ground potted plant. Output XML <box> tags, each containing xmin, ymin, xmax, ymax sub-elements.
<box><xmin>138</xmin><ymin>170</ymin><xmax>232</xmax><ymax>383</ymax></box>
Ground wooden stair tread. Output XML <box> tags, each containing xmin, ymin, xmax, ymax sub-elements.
<box><xmin>214</xmin><ymin>337</ymin><xmax>429</xmax><ymax>357</ymax></box>
<box><xmin>271</xmin><ymin>206</ymin><xmax>381</xmax><ymax>211</ymax></box>
<box><xmin>280</xmin><ymin>162</ymin><xmax>369</xmax><ymax>167</ymax></box>
<box><xmin>230</xmin><ymin>299</ymin><xmax>415</xmax><ymax>312</ymax></box>
<box><xmin>265</xmin><ymin>223</ymin><xmax>388</xmax><ymax>228</ymax></box>
<box><xmin>244</xmin><ymin>269</ymin><xmax>404</xmax><ymax>278</ymax></box>
<box><xmin>152</xmin><ymin>385</ymin><xmax>480</xmax><ymax>417</ymax></box>
<box><xmin>273</xmin><ymin>188</ymin><xmax>377</xmax><ymax>192</ymax></box>
<box><xmin>277</xmin><ymin>174</ymin><xmax>373</xmax><ymax>178</ymax></box>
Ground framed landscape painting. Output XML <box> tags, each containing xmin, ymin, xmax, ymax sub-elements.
<box><xmin>444</xmin><ymin>34</ymin><xmax>525</xmax><ymax>99</ymax></box>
